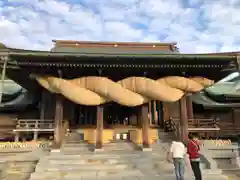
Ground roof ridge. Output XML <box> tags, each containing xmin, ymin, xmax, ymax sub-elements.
<box><xmin>52</xmin><ymin>40</ymin><xmax>177</xmax><ymax>46</ymax></box>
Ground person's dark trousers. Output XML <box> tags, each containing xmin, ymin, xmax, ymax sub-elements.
<box><xmin>190</xmin><ymin>161</ymin><xmax>202</xmax><ymax>180</ymax></box>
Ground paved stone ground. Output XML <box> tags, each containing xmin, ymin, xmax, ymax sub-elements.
<box><xmin>0</xmin><ymin>148</ymin><xmax>49</xmax><ymax>180</ymax></box>
<box><xmin>28</xmin><ymin>141</ymin><xmax>229</xmax><ymax>180</ymax></box>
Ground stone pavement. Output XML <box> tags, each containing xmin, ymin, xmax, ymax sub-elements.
<box><xmin>0</xmin><ymin>148</ymin><xmax>49</xmax><ymax>180</ymax></box>
<box><xmin>28</xmin><ymin>141</ymin><xmax>230</xmax><ymax>180</ymax></box>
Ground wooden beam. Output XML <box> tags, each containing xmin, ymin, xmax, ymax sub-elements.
<box><xmin>179</xmin><ymin>96</ymin><xmax>188</xmax><ymax>142</ymax></box>
<box><xmin>54</xmin><ymin>95</ymin><xmax>63</xmax><ymax>147</ymax></box>
<box><xmin>95</xmin><ymin>106</ymin><xmax>104</xmax><ymax>150</ymax></box>
<box><xmin>140</xmin><ymin>104</ymin><xmax>150</xmax><ymax>149</ymax></box>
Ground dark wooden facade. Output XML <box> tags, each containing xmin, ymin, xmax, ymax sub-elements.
<box><xmin>0</xmin><ymin>40</ymin><xmax>239</xmax><ymax>149</ymax></box>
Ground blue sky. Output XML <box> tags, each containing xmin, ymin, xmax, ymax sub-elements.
<box><xmin>0</xmin><ymin>0</ymin><xmax>239</xmax><ymax>53</ymax></box>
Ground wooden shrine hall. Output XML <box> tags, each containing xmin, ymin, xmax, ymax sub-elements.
<box><xmin>0</xmin><ymin>40</ymin><xmax>239</xmax><ymax>151</ymax></box>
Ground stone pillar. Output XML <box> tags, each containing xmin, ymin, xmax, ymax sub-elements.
<box><xmin>140</xmin><ymin>103</ymin><xmax>151</xmax><ymax>150</ymax></box>
<box><xmin>95</xmin><ymin>106</ymin><xmax>104</xmax><ymax>151</ymax></box>
<box><xmin>54</xmin><ymin>95</ymin><xmax>63</xmax><ymax>147</ymax></box>
<box><xmin>179</xmin><ymin>96</ymin><xmax>188</xmax><ymax>142</ymax></box>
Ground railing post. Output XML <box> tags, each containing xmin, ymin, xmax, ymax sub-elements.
<box><xmin>33</xmin><ymin>120</ymin><xmax>38</xmax><ymax>141</ymax></box>
<box><xmin>14</xmin><ymin>132</ymin><xmax>19</xmax><ymax>142</ymax></box>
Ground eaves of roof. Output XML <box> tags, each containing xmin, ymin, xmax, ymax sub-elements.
<box><xmin>0</xmin><ymin>48</ymin><xmax>237</xmax><ymax>61</ymax></box>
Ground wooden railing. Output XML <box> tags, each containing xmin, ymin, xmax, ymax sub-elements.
<box><xmin>14</xmin><ymin>119</ymin><xmax>55</xmax><ymax>132</ymax></box>
<box><xmin>169</xmin><ymin>119</ymin><xmax>180</xmax><ymax>139</ymax></box>
<box><xmin>166</xmin><ymin>118</ymin><xmax>220</xmax><ymax>138</ymax></box>
<box><xmin>187</xmin><ymin>118</ymin><xmax>220</xmax><ymax>133</ymax></box>
<box><xmin>188</xmin><ymin>118</ymin><xmax>217</xmax><ymax>127</ymax></box>
<box><xmin>13</xmin><ymin>119</ymin><xmax>70</xmax><ymax>142</ymax></box>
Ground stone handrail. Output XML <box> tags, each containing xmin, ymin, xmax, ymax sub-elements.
<box><xmin>34</xmin><ymin>75</ymin><xmax>213</xmax><ymax>106</ymax></box>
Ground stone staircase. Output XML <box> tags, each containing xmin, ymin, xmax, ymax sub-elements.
<box><xmin>29</xmin><ymin>141</ymin><xmax>143</xmax><ymax>180</ymax></box>
<box><xmin>28</xmin><ymin>131</ymin><xmax>230</xmax><ymax>180</ymax></box>
<box><xmin>0</xmin><ymin>161</ymin><xmax>37</xmax><ymax>180</ymax></box>
<box><xmin>0</xmin><ymin>148</ymin><xmax>49</xmax><ymax>180</ymax></box>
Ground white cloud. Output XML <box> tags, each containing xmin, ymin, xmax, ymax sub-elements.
<box><xmin>0</xmin><ymin>0</ymin><xmax>239</xmax><ymax>53</ymax></box>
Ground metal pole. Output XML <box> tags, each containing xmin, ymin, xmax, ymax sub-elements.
<box><xmin>0</xmin><ymin>56</ymin><xmax>8</xmax><ymax>104</ymax></box>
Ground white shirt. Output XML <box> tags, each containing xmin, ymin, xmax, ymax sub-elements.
<box><xmin>169</xmin><ymin>141</ymin><xmax>186</xmax><ymax>158</ymax></box>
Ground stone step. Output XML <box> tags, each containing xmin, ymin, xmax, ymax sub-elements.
<box><xmin>60</xmin><ymin>148</ymin><xmax>93</xmax><ymax>152</ymax></box>
<box><xmin>35</xmin><ymin>163</ymin><xmax>135</xmax><ymax>172</ymax></box>
<box><xmin>30</xmin><ymin>169</ymin><xmax>142</xmax><ymax>180</ymax></box>
<box><xmin>38</xmin><ymin>158</ymin><xmax>130</xmax><ymax>165</ymax></box>
<box><xmin>158</xmin><ymin>174</ymin><xmax>229</xmax><ymax>180</ymax></box>
<box><xmin>1</xmin><ymin>172</ymin><xmax>31</xmax><ymax>180</ymax></box>
<box><xmin>61</xmin><ymin>146</ymin><xmax>93</xmax><ymax>150</ymax></box>
<box><xmin>2</xmin><ymin>166</ymin><xmax>36</xmax><ymax>173</ymax></box>
<box><xmin>45</xmin><ymin>153</ymin><xmax>142</xmax><ymax>160</ymax></box>
<box><xmin>62</xmin><ymin>143</ymin><xmax>93</xmax><ymax>148</ymax></box>
<box><xmin>61</xmin><ymin>145</ymin><xmax>135</xmax><ymax>151</ymax></box>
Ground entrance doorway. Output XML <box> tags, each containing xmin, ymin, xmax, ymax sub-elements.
<box><xmin>71</xmin><ymin>105</ymin><xmax>97</xmax><ymax>127</ymax></box>
<box><xmin>104</xmin><ymin>103</ymin><xmax>138</xmax><ymax>141</ymax></box>
<box><xmin>104</xmin><ymin>103</ymin><xmax>138</xmax><ymax>126</ymax></box>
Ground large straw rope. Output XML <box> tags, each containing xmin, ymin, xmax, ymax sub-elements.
<box><xmin>34</xmin><ymin>75</ymin><xmax>213</xmax><ymax>106</ymax></box>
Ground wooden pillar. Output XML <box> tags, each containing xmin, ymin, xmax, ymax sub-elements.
<box><xmin>152</xmin><ymin>101</ymin><xmax>157</xmax><ymax>125</ymax></box>
<box><xmin>162</xmin><ymin>102</ymin><xmax>169</xmax><ymax>129</ymax></box>
<box><xmin>148</xmin><ymin>102</ymin><xmax>152</xmax><ymax>125</ymax></box>
<box><xmin>95</xmin><ymin>106</ymin><xmax>104</xmax><ymax>150</ymax></box>
<box><xmin>163</xmin><ymin>103</ymin><xmax>170</xmax><ymax>121</ymax></box>
<box><xmin>186</xmin><ymin>94</ymin><xmax>194</xmax><ymax>119</ymax></box>
<box><xmin>140</xmin><ymin>104</ymin><xmax>150</xmax><ymax>149</ymax></box>
<box><xmin>231</xmin><ymin>108</ymin><xmax>235</xmax><ymax>125</ymax></box>
<box><xmin>156</xmin><ymin>101</ymin><xmax>164</xmax><ymax>128</ymax></box>
<box><xmin>232</xmin><ymin>108</ymin><xmax>240</xmax><ymax>126</ymax></box>
<box><xmin>179</xmin><ymin>96</ymin><xmax>188</xmax><ymax>142</ymax></box>
<box><xmin>54</xmin><ymin>95</ymin><xmax>63</xmax><ymax>147</ymax></box>
<box><xmin>40</xmin><ymin>91</ymin><xmax>46</xmax><ymax>120</ymax></box>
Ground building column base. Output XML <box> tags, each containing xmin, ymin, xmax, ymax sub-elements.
<box><xmin>94</xmin><ymin>148</ymin><xmax>104</xmax><ymax>152</ymax></box>
<box><xmin>141</xmin><ymin>147</ymin><xmax>152</xmax><ymax>152</ymax></box>
<box><xmin>141</xmin><ymin>143</ymin><xmax>152</xmax><ymax>151</ymax></box>
<box><xmin>51</xmin><ymin>149</ymin><xmax>61</xmax><ymax>153</ymax></box>
<box><xmin>94</xmin><ymin>142</ymin><xmax>103</xmax><ymax>152</ymax></box>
